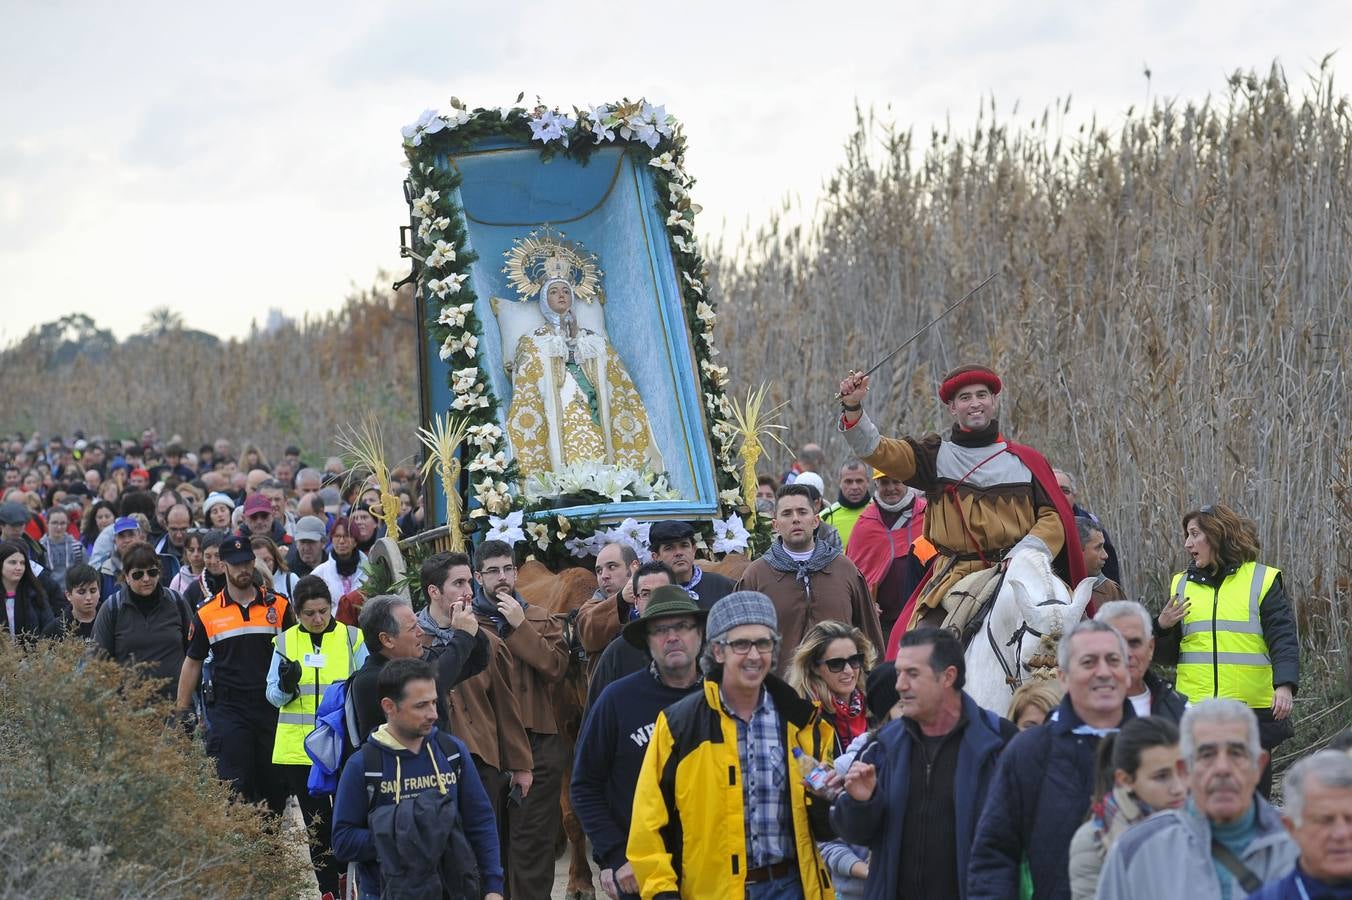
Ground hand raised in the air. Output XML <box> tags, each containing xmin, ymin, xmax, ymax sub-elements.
<box><xmin>839</xmin><ymin>371</ymin><xmax>870</xmax><ymax>407</ymax></box>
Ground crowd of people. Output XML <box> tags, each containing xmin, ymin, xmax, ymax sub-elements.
<box><xmin>1</xmin><ymin>359</ymin><xmax>1349</xmax><ymax>900</ymax></box>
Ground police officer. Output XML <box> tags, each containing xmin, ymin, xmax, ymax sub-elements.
<box><xmin>175</xmin><ymin>535</ymin><xmax>293</xmax><ymax>812</ymax></box>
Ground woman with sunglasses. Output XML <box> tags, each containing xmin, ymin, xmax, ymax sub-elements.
<box><xmin>90</xmin><ymin>542</ymin><xmax>194</xmax><ymax>700</ymax></box>
<box><xmin>787</xmin><ymin>620</ymin><xmax>878</xmax><ymax>750</ymax></box>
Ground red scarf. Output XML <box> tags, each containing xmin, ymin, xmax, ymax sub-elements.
<box><xmin>831</xmin><ymin>689</ymin><xmax>868</xmax><ymax>745</ymax></box>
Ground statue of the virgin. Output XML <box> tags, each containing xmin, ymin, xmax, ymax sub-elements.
<box><xmin>501</xmin><ymin>232</ymin><xmax>663</xmax><ymax>479</ymax></box>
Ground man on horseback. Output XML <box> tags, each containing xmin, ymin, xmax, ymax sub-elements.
<box><xmin>837</xmin><ymin>364</ymin><xmax>1084</xmax><ymax>658</ymax></box>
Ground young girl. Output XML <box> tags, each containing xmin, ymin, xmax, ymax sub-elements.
<box><xmin>1068</xmin><ymin>716</ymin><xmax>1187</xmax><ymax>899</ymax></box>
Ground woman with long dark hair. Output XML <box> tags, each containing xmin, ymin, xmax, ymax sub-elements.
<box><xmin>1154</xmin><ymin>502</ymin><xmax>1299</xmax><ymax>794</ymax></box>
<box><xmin>82</xmin><ymin>500</ymin><xmax>116</xmax><ymax>554</ymax></box>
<box><xmin>1068</xmin><ymin>716</ymin><xmax>1186</xmax><ymax>899</ymax></box>
<box><xmin>0</xmin><ymin>540</ymin><xmax>58</xmax><ymax>641</ymax></box>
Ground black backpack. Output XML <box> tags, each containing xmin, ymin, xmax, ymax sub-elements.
<box><xmin>361</xmin><ymin>733</ymin><xmax>481</xmax><ymax>900</ymax></box>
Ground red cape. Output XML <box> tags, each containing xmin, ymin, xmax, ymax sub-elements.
<box><xmin>845</xmin><ymin>498</ymin><xmax>927</xmax><ymax>589</ymax></box>
<box><xmin>883</xmin><ymin>440</ymin><xmax>1086</xmax><ymax>660</ymax></box>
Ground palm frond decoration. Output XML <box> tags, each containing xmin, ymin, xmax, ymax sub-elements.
<box><xmin>336</xmin><ymin>416</ymin><xmax>404</xmax><ymax>543</ymax></box>
<box><xmin>724</xmin><ymin>384</ymin><xmax>791</xmax><ymax>527</ymax></box>
<box><xmin>417</xmin><ymin>413</ymin><xmax>472</xmax><ymax>553</ymax></box>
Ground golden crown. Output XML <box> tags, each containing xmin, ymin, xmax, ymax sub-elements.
<box><xmin>501</xmin><ymin>227</ymin><xmax>603</xmax><ymax>303</ymax></box>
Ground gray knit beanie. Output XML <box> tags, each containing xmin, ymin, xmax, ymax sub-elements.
<box><xmin>705</xmin><ymin>590</ymin><xmax>779</xmax><ymax>643</ymax></box>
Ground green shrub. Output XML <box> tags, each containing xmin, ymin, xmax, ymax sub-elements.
<box><xmin>0</xmin><ymin>638</ymin><xmax>308</xmax><ymax>899</ymax></box>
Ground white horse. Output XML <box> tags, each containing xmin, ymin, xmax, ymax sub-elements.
<box><xmin>964</xmin><ymin>549</ymin><xmax>1095</xmax><ymax>714</ymax></box>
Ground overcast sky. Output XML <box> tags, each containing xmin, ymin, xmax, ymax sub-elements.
<box><xmin>2</xmin><ymin>1</ymin><xmax>1349</xmax><ymax>342</ymax></box>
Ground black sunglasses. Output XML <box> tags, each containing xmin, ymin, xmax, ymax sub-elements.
<box><xmin>819</xmin><ymin>653</ymin><xmax>865</xmax><ymax>673</ymax></box>
<box><xmin>127</xmin><ymin>567</ymin><xmax>161</xmax><ymax>581</ymax></box>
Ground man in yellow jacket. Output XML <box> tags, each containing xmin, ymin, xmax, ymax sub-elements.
<box><xmin>628</xmin><ymin>591</ymin><xmax>836</xmax><ymax>899</ymax></box>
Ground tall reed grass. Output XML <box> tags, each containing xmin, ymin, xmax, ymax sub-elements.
<box><xmin>713</xmin><ymin>64</ymin><xmax>1352</xmax><ymax>742</ymax></box>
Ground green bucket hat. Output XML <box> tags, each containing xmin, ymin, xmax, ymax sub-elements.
<box><xmin>621</xmin><ymin>584</ymin><xmax>708</xmax><ymax>649</ymax></box>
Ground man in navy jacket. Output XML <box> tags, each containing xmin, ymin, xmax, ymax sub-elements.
<box><xmin>967</xmin><ymin>618</ymin><xmax>1135</xmax><ymax>900</ymax></box>
<box><xmin>832</xmin><ymin>628</ymin><xmax>1016</xmax><ymax>899</ymax></box>
<box><xmin>331</xmin><ymin>658</ymin><xmax>503</xmax><ymax>900</ymax></box>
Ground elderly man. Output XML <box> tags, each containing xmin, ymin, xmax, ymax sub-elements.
<box><xmin>1097</xmin><ymin>699</ymin><xmax>1298</xmax><ymax>899</ymax></box>
<box><xmin>834</xmin><ymin>628</ymin><xmax>1016</xmax><ymax>899</ymax></box>
<box><xmin>821</xmin><ymin>459</ymin><xmax>873</xmax><ymax>548</ymax></box>
<box><xmin>286</xmin><ymin>516</ymin><xmax>329</xmax><ymax>578</ymax></box>
<box><xmin>845</xmin><ymin>473</ymin><xmax>933</xmax><ymax>638</ymax></box>
<box><xmin>1248</xmin><ymin>750</ymin><xmax>1352</xmax><ymax>898</ymax></box>
<box><xmin>1095</xmin><ymin>599</ymin><xmax>1188</xmax><ymax>722</ymax></box>
<box><xmin>736</xmin><ymin>482</ymin><xmax>884</xmax><ymax>675</ymax></box>
<box><xmin>838</xmin><ymin>364</ymin><xmax>1082</xmax><ymax>653</ymax></box>
<box><xmin>968</xmin><ymin>618</ymin><xmax>1134</xmax><ymax>900</ymax></box>
<box><xmin>628</xmin><ymin>591</ymin><xmax>835</xmax><ymax>899</ymax></box>
<box><xmin>155</xmin><ymin>502</ymin><xmax>192</xmax><ymax>581</ymax></box>
<box><xmin>572</xmin><ymin>585</ymin><xmax>707</xmax><ymax>900</ymax></box>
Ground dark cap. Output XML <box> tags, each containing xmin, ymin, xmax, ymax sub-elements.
<box><xmin>219</xmin><ymin>535</ymin><xmax>255</xmax><ymax>565</ymax></box>
<box><xmin>621</xmin><ymin>585</ymin><xmax>707</xmax><ymax>649</ymax></box>
<box><xmin>647</xmin><ymin>520</ymin><xmax>696</xmax><ymax>548</ymax></box>
<box><xmin>0</xmin><ymin>501</ymin><xmax>29</xmax><ymax>525</ymax></box>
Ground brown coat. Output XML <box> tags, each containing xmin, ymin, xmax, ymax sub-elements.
<box><xmin>444</xmin><ymin>627</ymin><xmax>533</xmax><ymax>773</ymax></box>
<box><xmin>574</xmin><ymin>588</ymin><xmax>630</xmax><ymax>681</ymax></box>
<box><xmin>735</xmin><ymin>553</ymin><xmax>885</xmax><ymax>674</ymax></box>
<box><xmin>501</xmin><ymin>604</ymin><xmax>570</xmax><ymax>735</ymax></box>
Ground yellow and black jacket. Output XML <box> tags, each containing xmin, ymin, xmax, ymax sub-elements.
<box><xmin>627</xmin><ymin>676</ymin><xmax>836</xmax><ymax>899</ymax></box>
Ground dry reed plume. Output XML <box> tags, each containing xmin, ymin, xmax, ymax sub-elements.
<box><xmin>713</xmin><ymin>63</ymin><xmax>1352</xmax><ymax>742</ymax></box>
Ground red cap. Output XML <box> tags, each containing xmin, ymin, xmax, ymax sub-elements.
<box><xmin>130</xmin><ymin>467</ymin><xmax>151</xmax><ymax>480</ymax></box>
<box><xmin>243</xmin><ymin>493</ymin><xmax>272</xmax><ymax>516</ymax></box>
<box><xmin>938</xmin><ymin>365</ymin><xmax>1002</xmax><ymax>404</ymax></box>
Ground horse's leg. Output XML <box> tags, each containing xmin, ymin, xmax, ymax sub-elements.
<box><xmin>560</xmin><ymin>772</ymin><xmax>595</xmax><ymax>899</ymax></box>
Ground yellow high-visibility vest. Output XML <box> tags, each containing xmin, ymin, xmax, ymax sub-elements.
<box><xmin>271</xmin><ymin>622</ymin><xmax>363</xmax><ymax>765</ymax></box>
<box><xmin>1172</xmin><ymin>561</ymin><xmax>1279</xmax><ymax>709</ymax></box>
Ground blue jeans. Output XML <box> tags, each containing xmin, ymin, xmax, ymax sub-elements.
<box><xmin>745</xmin><ymin>870</ymin><xmax>804</xmax><ymax>900</ymax></box>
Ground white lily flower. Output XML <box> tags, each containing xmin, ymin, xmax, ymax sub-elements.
<box><xmin>526</xmin><ymin>521</ymin><xmax>551</xmax><ymax>551</ymax></box>
<box><xmin>672</xmin><ymin>235</ymin><xmax>692</xmax><ymax>254</ymax></box>
<box><xmin>426</xmin><ymin>240</ymin><xmax>457</xmax><ymax>268</ymax></box>
<box><xmin>529</xmin><ymin>109</ymin><xmax>577</xmax><ymax>146</ymax></box>
<box><xmin>427</xmin><ymin>273</ymin><xmax>469</xmax><ymax>298</ymax></box>
<box><xmin>587</xmin><ymin>104</ymin><xmax>616</xmax><ymax>142</ymax></box>
<box><xmin>437</xmin><ymin>302</ymin><xmax>475</xmax><ymax>329</ymax></box>
<box><xmin>712</xmin><ymin>514</ymin><xmax>751</xmax><ymax>554</ymax></box>
<box><xmin>695</xmin><ymin>301</ymin><xmax>717</xmax><ymax>326</ymax></box>
<box><xmin>485</xmin><ymin>510</ymin><xmax>525</xmax><ymax>545</ymax></box>
<box><xmin>649</xmin><ymin>152</ymin><xmax>678</xmax><ymax>172</ymax></box>
<box><xmin>468</xmin><ymin>451</ymin><xmax>507</xmax><ymax>474</ymax></box>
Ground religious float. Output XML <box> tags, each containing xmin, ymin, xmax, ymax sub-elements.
<box><xmin>381</xmin><ymin>97</ymin><xmax>781</xmax><ymax>570</ymax></box>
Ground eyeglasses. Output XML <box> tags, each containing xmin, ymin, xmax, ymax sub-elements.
<box><xmin>720</xmin><ymin>637</ymin><xmax>778</xmax><ymax>656</ymax></box>
<box><xmin>818</xmin><ymin>653</ymin><xmax>865</xmax><ymax>673</ymax></box>
<box><xmin>647</xmin><ymin>620</ymin><xmax>698</xmax><ymax>638</ymax></box>
<box><xmin>479</xmin><ymin>565</ymin><xmax>516</xmax><ymax>577</ymax></box>
<box><xmin>127</xmin><ymin>567</ymin><xmax>161</xmax><ymax>581</ymax></box>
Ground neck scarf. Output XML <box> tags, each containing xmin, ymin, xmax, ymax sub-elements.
<box><xmin>950</xmin><ymin>419</ymin><xmax>1001</xmax><ymax>448</ymax></box>
<box><xmin>764</xmin><ymin>538</ymin><xmax>840</xmax><ymax>599</ymax></box>
<box><xmin>472</xmin><ymin>583</ymin><xmax>526</xmax><ymax>636</ymax></box>
<box><xmin>334</xmin><ymin>551</ymin><xmax>359</xmax><ymax>577</ymax></box>
<box><xmin>835</xmin><ymin>490</ymin><xmax>871</xmax><ymax>511</ymax></box>
<box><xmin>831</xmin><ymin>689</ymin><xmax>868</xmax><ymax>744</ymax></box>
<box><xmin>874</xmin><ymin>491</ymin><xmax>916</xmax><ymax>515</ymax></box>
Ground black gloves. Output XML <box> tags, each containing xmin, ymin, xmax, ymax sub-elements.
<box><xmin>278</xmin><ymin>658</ymin><xmax>303</xmax><ymax>695</ymax></box>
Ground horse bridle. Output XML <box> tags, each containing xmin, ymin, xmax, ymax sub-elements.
<box><xmin>987</xmin><ymin>617</ymin><xmax>1048</xmax><ymax>693</ymax></box>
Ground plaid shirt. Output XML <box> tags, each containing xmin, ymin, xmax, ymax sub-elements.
<box><xmin>720</xmin><ymin>685</ymin><xmax>792</xmax><ymax>869</ymax></box>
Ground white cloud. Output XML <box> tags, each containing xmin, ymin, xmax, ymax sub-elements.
<box><xmin>0</xmin><ymin>0</ymin><xmax>1348</xmax><ymax>342</ymax></box>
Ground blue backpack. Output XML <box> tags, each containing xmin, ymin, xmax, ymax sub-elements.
<box><xmin>304</xmin><ymin>676</ymin><xmax>362</xmax><ymax>796</ymax></box>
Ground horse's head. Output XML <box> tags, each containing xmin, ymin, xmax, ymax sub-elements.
<box><xmin>997</xmin><ymin>550</ymin><xmax>1095</xmax><ymax>677</ymax></box>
